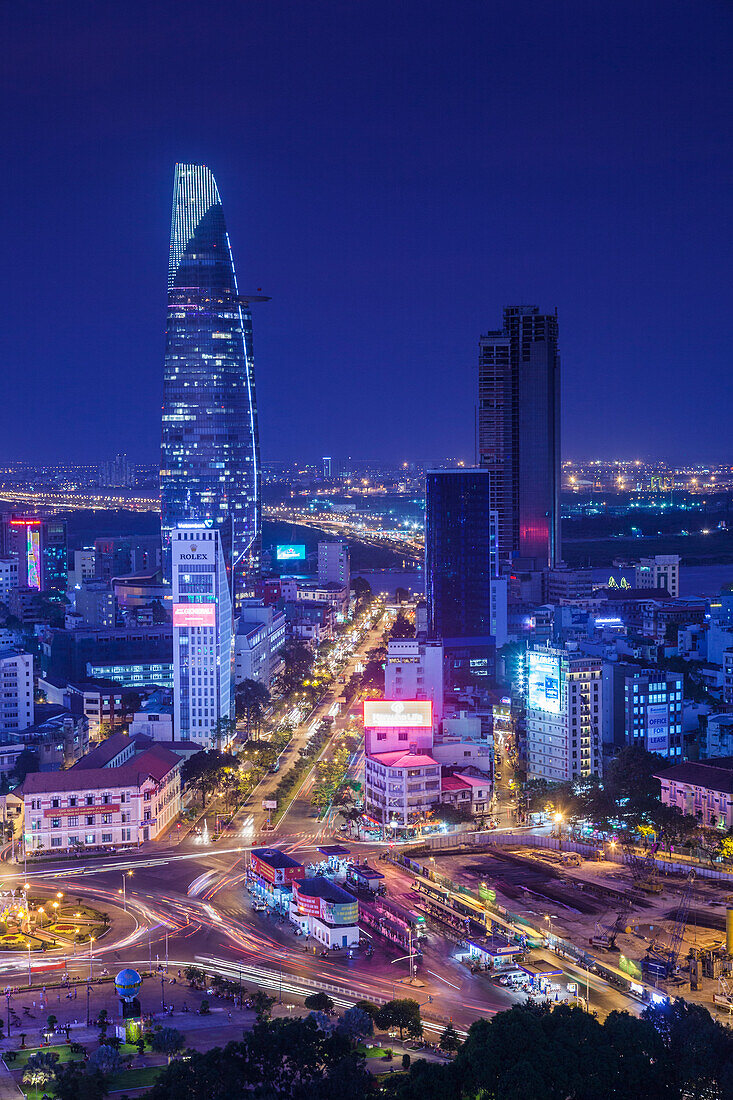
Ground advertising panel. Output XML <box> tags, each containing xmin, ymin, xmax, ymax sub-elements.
<box><xmin>27</xmin><ymin>528</ymin><xmax>41</xmax><ymax>590</ymax></box>
<box><xmin>276</xmin><ymin>544</ymin><xmax>306</xmax><ymax>561</ymax></box>
<box><xmin>250</xmin><ymin>852</ymin><xmax>277</xmax><ymax>884</ymax></box>
<box><xmin>173</xmin><ymin>603</ymin><xmax>216</xmax><ymax>628</ymax></box>
<box><xmin>322</xmin><ymin>898</ymin><xmax>358</xmax><ymax>925</ymax></box>
<box><xmin>363</xmin><ymin>699</ymin><xmax>433</xmax><ymax>728</ymax></box>
<box><xmin>294</xmin><ymin>887</ymin><xmax>321</xmax><ymax>917</ymax></box>
<box><xmin>646</xmin><ymin>703</ymin><xmax>669</xmax><ymax>754</ymax></box>
<box><xmin>174</xmin><ymin>539</ymin><xmax>213</xmax><ymax>564</ymax></box>
<box><xmin>527</xmin><ymin>652</ymin><xmax>562</xmax><ymax>714</ymax></box>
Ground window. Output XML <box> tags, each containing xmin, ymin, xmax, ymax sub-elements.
<box><xmin>86</xmin><ymin>816</ymin><xmax>95</xmax><ymax>826</ymax></box>
<box><xmin>51</xmin><ymin>798</ymin><xmax>59</xmax><ymax>808</ymax></box>
<box><xmin>51</xmin><ymin>837</ymin><xmax>62</xmax><ymax>848</ymax></box>
<box><xmin>84</xmin><ymin>834</ymin><xmax>95</xmax><ymax>845</ymax></box>
<box><xmin>68</xmin><ymin>816</ymin><xmax>78</xmax><ymax>828</ymax></box>
<box><xmin>86</xmin><ymin>796</ymin><xmax>93</xmax><ymax>806</ymax></box>
<box><xmin>144</xmin><ymin>810</ymin><xmax>151</xmax><ymax>822</ymax></box>
<box><xmin>102</xmin><ymin>814</ymin><xmax>112</xmax><ymax>824</ymax></box>
<box><xmin>69</xmin><ymin>797</ymin><xmax>77</xmax><ymax>807</ymax></box>
<box><xmin>101</xmin><ymin>833</ymin><xmax>113</xmax><ymax>844</ymax></box>
<box><xmin>51</xmin><ymin>818</ymin><xmax>60</xmax><ymax>829</ymax></box>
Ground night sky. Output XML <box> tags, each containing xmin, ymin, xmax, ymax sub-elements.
<box><xmin>2</xmin><ymin>1</ymin><xmax>732</xmax><ymax>466</ymax></box>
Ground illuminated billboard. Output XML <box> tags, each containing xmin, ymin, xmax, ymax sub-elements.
<box><xmin>172</xmin><ymin>603</ymin><xmax>216</xmax><ymax>628</ymax></box>
<box><xmin>363</xmin><ymin>699</ymin><xmax>433</xmax><ymax>728</ymax></box>
<box><xmin>646</xmin><ymin>703</ymin><xmax>669</xmax><ymax>754</ymax></box>
<box><xmin>26</xmin><ymin>528</ymin><xmax>41</xmax><ymax>590</ymax></box>
<box><xmin>527</xmin><ymin>652</ymin><xmax>562</xmax><ymax>714</ymax></box>
<box><xmin>276</xmin><ymin>544</ymin><xmax>306</xmax><ymax>561</ymax></box>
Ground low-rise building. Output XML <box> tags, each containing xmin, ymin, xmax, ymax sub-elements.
<box><xmin>704</xmin><ymin>714</ymin><xmax>733</xmax><ymax>759</ymax></box>
<box><xmin>291</xmin><ymin>876</ymin><xmax>359</xmax><ymax>948</ymax></box>
<box><xmin>634</xmin><ymin>555</ymin><xmax>680</xmax><ymax>598</ymax></box>
<box><xmin>364</xmin><ymin>749</ymin><xmax>441</xmax><ymax>828</ymax></box>
<box><xmin>440</xmin><ymin>772</ymin><xmax>491</xmax><ymax>817</ymax></box>
<box><xmin>20</xmin><ymin>734</ymin><xmax>182</xmax><ymax>853</ymax></box>
<box><xmin>128</xmin><ymin>690</ymin><xmax>174</xmax><ymax>742</ymax></box>
<box><xmin>38</xmin><ymin>676</ymin><xmax>124</xmax><ymax>738</ymax></box>
<box><xmin>656</xmin><ymin>758</ymin><xmax>733</xmax><ymax>829</ymax></box>
<box><xmin>249</xmin><ymin>847</ymin><xmax>305</xmax><ymax>909</ymax></box>
<box><xmin>283</xmin><ymin>599</ymin><xmax>334</xmax><ymax>645</ymax></box>
<box><xmin>234</xmin><ymin>601</ymin><xmax>287</xmax><ymax>687</ymax></box>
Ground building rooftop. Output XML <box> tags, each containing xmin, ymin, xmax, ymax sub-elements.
<box><xmin>370</xmin><ymin>750</ymin><xmax>438</xmax><ymax>768</ymax></box>
<box><xmin>251</xmin><ymin>848</ymin><xmax>303</xmax><ymax>871</ymax></box>
<box><xmin>656</xmin><ymin>758</ymin><xmax>733</xmax><ymax>794</ymax></box>
<box><xmin>295</xmin><ymin>876</ymin><xmax>356</xmax><ymax>904</ymax></box>
<box><xmin>20</xmin><ymin>745</ymin><xmax>180</xmax><ymax>794</ymax></box>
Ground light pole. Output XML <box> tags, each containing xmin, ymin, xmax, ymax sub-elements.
<box><xmin>27</xmin><ymin>943</ymin><xmax>31</xmax><ymax>989</ymax></box>
<box><xmin>88</xmin><ymin>937</ymin><xmax>94</xmax><ymax>981</ymax></box>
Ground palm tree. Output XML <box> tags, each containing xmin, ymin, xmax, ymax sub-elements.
<box><xmin>22</xmin><ymin>1051</ymin><xmax>59</xmax><ymax>1100</ymax></box>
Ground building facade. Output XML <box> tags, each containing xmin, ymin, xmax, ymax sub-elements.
<box><xmin>477</xmin><ymin>306</ymin><xmax>561</xmax><ymax>569</ymax></box>
<box><xmin>317</xmin><ymin>541</ymin><xmax>350</xmax><ymax>592</ymax></box>
<box><xmin>634</xmin><ymin>555</ymin><xmax>680</xmax><ymax>598</ymax></box>
<box><xmin>525</xmin><ymin>645</ymin><xmax>602</xmax><ymax>781</ymax></box>
<box><xmin>656</xmin><ymin>759</ymin><xmax>733</xmax><ymax>829</ymax></box>
<box><xmin>160</xmin><ymin>163</ymin><xmax>261</xmax><ymax>604</ymax></box>
<box><xmin>622</xmin><ymin>670</ymin><xmax>683</xmax><ymax>758</ymax></box>
<box><xmin>0</xmin><ymin>649</ymin><xmax>33</xmax><ymax>734</ymax></box>
<box><xmin>172</xmin><ymin>525</ymin><xmax>233</xmax><ymax>746</ymax></box>
<box><xmin>425</xmin><ymin>469</ymin><xmax>507</xmax><ymax>645</ymax></box>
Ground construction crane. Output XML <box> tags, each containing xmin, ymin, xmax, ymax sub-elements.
<box><xmin>643</xmin><ymin>871</ymin><xmax>696</xmax><ymax>980</ymax></box>
<box><xmin>623</xmin><ymin>839</ymin><xmax>662</xmax><ymax>895</ymax></box>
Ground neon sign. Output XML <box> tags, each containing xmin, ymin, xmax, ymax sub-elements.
<box><xmin>27</xmin><ymin>528</ymin><xmax>41</xmax><ymax>590</ymax></box>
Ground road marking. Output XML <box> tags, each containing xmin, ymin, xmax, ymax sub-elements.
<box><xmin>427</xmin><ymin>969</ymin><xmax>461</xmax><ymax>989</ymax></box>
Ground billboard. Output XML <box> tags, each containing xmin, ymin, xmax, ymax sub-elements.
<box><xmin>363</xmin><ymin>700</ymin><xmax>433</xmax><ymax>728</ymax></box>
<box><xmin>276</xmin><ymin>544</ymin><xmax>306</xmax><ymax>561</ymax></box>
<box><xmin>26</xmin><ymin>527</ymin><xmax>41</xmax><ymax>591</ymax></box>
<box><xmin>172</xmin><ymin>603</ymin><xmax>216</xmax><ymax>628</ymax></box>
<box><xmin>527</xmin><ymin>651</ymin><xmax>562</xmax><ymax>714</ymax></box>
<box><xmin>646</xmin><ymin>703</ymin><xmax>669</xmax><ymax>754</ymax></box>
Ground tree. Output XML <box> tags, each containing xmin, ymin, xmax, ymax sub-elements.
<box><xmin>53</xmin><ymin>1062</ymin><xmax>108</xmax><ymax>1100</ymax></box>
<box><xmin>353</xmin><ymin>999</ymin><xmax>380</xmax><ymax>1020</ymax></box>
<box><xmin>184</xmin><ymin>965</ymin><xmax>205</xmax><ymax>987</ymax></box>
<box><xmin>96</xmin><ymin>1009</ymin><xmax>110</xmax><ymax>1037</ymax></box>
<box><xmin>389</xmin><ymin>612</ymin><xmax>413</xmax><ymax>640</ymax></box>
<box><xmin>304</xmin><ymin>991</ymin><xmax>334</xmax><ymax>1014</ymax></box>
<box><xmin>96</xmin><ymin>721</ymin><xmax>114</xmax><ymax>741</ymax></box>
<box><xmin>438</xmin><ymin>1023</ymin><xmax>462</xmax><ymax>1053</ymax></box>
<box><xmin>235</xmin><ymin>679</ymin><xmax>271</xmax><ymax>737</ymax></box>
<box><xmin>147</xmin><ymin>1017</ymin><xmax>370</xmax><ymax>1100</ymax></box>
<box><xmin>361</xmin><ymin>659</ymin><xmax>385</xmax><ymax>692</ymax></box>
<box><xmin>22</xmin><ymin>1051</ymin><xmax>59</xmax><ymax>1099</ymax></box>
<box><xmin>87</xmin><ymin>1044</ymin><xmax>123</xmax><ymax>1078</ymax></box>
<box><xmin>338</xmin><ymin>1006</ymin><xmax>373</xmax><ymax>1042</ymax></box>
<box><xmin>375</xmin><ymin>999</ymin><xmax>422</xmax><ymax>1040</ymax></box>
<box><xmin>352</xmin><ymin>577</ymin><xmax>372</xmax><ymax>608</ymax></box>
<box><xmin>278</xmin><ymin>637</ymin><xmax>314</xmax><ymax>696</ymax></box>
<box><xmin>395</xmin><ymin>587</ymin><xmax>409</xmax><ymax>604</ymax></box>
<box><xmin>181</xmin><ymin>750</ymin><xmax>235</xmax><ymax>808</ymax></box>
<box><xmin>249</xmin><ymin>989</ymin><xmax>276</xmax><ymax>1020</ymax></box>
<box><xmin>433</xmin><ymin>803</ymin><xmax>472</xmax><ymax>826</ymax></box>
<box><xmin>151</xmin><ymin>1027</ymin><xmax>186</xmax><ymax>1062</ymax></box>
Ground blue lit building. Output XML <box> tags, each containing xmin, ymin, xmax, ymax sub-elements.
<box><xmin>161</xmin><ymin>164</ymin><xmax>262</xmax><ymax>605</ymax></box>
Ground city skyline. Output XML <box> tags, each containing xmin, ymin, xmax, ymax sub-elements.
<box><xmin>2</xmin><ymin>2</ymin><xmax>732</xmax><ymax>464</ymax></box>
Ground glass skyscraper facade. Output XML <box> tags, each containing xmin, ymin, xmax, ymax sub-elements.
<box><xmin>161</xmin><ymin>164</ymin><xmax>261</xmax><ymax>605</ymax></box>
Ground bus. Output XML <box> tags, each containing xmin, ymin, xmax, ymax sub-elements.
<box><xmin>375</xmin><ymin>895</ymin><xmax>427</xmax><ymax>939</ymax></box>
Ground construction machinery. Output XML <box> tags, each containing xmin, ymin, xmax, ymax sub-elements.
<box><xmin>643</xmin><ymin>871</ymin><xmax>696</xmax><ymax>980</ymax></box>
<box><xmin>589</xmin><ymin>896</ymin><xmax>633</xmax><ymax>950</ymax></box>
<box><xmin>623</xmin><ymin>839</ymin><xmax>663</xmax><ymax>895</ymax></box>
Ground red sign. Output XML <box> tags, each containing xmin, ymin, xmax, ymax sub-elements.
<box><xmin>173</xmin><ymin>603</ymin><xmax>216</xmax><ymax>628</ymax></box>
<box><xmin>43</xmin><ymin>804</ymin><xmax>120</xmax><ymax>818</ymax></box>
<box><xmin>293</xmin><ymin>885</ymin><xmax>321</xmax><ymax>917</ymax></box>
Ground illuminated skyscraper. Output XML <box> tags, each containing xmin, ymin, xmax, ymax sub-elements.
<box><xmin>478</xmin><ymin>306</ymin><xmax>561</xmax><ymax>568</ymax></box>
<box><xmin>161</xmin><ymin>164</ymin><xmax>262</xmax><ymax>604</ymax></box>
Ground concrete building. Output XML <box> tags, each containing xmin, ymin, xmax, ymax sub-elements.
<box><xmin>656</xmin><ymin>758</ymin><xmax>733</xmax><ymax>829</ymax></box>
<box><xmin>602</xmin><ymin>663</ymin><xmax>683</xmax><ymax>758</ymax></box>
<box><xmin>441</xmin><ymin>772</ymin><xmax>492</xmax><ymax>817</ymax></box>
<box><xmin>544</xmin><ymin>565</ymin><xmax>594</xmax><ymax>604</ymax></box>
<box><xmin>0</xmin><ymin>559</ymin><xmax>19</xmax><ymax>604</ymax></box>
<box><xmin>42</xmin><ymin>623</ymin><xmax>172</xmax><ymax>681</ymax></box>
<box><xmin>67</xmin><ymin>549</ymin><xmax>96</xmax><ymax>590</ymax></box>
<box><xmin>38</xmin><ymin>676</ymin><xmax>123</xmax><ymax>739</ymax></box>
<box><xmin>291</xmin><ymin>876</ymin><xmax>359</xmax><ymax>948</ymax></box>
<box><xmin>171</xmin><ymin>525</ymin><xmax>233</xmax><ymax>747</ymax></box>
<box><xmin>128</xmin><ymin>690</ymin><xmax>174</xmax><ymax>742</ymax></box>
<box><xmin>385</xmin><ymin>637</ymin><xmax>444</xmax><ymax>724</ymax></box>
<box><xmin>525</xmin><ymin>645</ymin><xmax>602</xmax><ymax>781</ymax></box>
<box><xmin>364</xmin><ymin>749</ymin><xmax>441</xmax><ymax>829</ymax></box>
<box><xmin>20</xmin><ymin>733</ymin><xmax>181</xmax><ymax>852</ymax></box>
<box><xmin>634</xmin><ymin>555</ymin><xmax>680</xmax><ymax>598</ymax></box>
<box><xmin>71</xmin><ymin>582</ymin><xmax>116</xmax><ymax>628</ymax></box>
<box><xmin>234</xmin><ymin>600</ymin><xmax>286</xmax><ymax>687</ymax></box>
<box><xmin>704</xmin><ymin>714</ymin><xmax>733</xmax><ymax>760</ymax></box>
<box><xmin>317</xmin><ymin>541</ymin><xmax>350</xmax><ymax>593</ymax></box>
<box><xmin>283</xmin><ymin>599</ymin><xmax>333</xmax><ymax>645</ymax></box>
<box><xmin>0</xmin><ymin>649</ymin><xmax>33</xmax><ymax>734</ymax></box>
<box><xmin>86</xmin><ymin>659</ymin><xmax>173</xmax><ymax>689</ymax></box>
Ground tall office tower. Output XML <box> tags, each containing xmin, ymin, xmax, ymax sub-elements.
<box><xmin>425</xmin><ymin>469</ymin><xmax>508</xmax><ymax>683</ymax></box>
<box><xmin>161</xmin><ymin>164</ymin><xmax>262</xmax><ymax>606</ymax></box>
<box><xmin>171</xmin><ymin>525</ymin><xmax>233</xmax><ymax>747</ymax></box>
<box><xmin>478</xmin><ymin>306</ymin><xmax>561</xmax><ymax>569</ymax></box>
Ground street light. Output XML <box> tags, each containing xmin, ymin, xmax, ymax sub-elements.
<box><xmin>88</xmin><ymin>937</ymin><xmax>94</xmax><ymax>981</ymax></box>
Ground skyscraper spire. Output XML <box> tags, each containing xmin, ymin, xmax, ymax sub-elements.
<box><xmin>160</xmin><ymin>164</ymin><xmax>261</xmax><ymax>604</ymax></box>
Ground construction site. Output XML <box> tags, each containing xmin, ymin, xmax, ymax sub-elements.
<box><xmin>426</xmin><ymin>841</ymin><xmax>733</xmax><ymax>1015</ymax></box>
